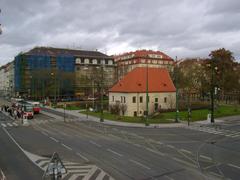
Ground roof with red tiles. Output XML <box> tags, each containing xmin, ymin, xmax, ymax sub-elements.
<box><xmin>114</xmin><ymin>49</ymin><xmax>173</xmax><ymax>62</ymax></box>
<box><xmin>109</xmin><ymin>67</ymin><xmax>176</xmax><ymax>93</ymax></box>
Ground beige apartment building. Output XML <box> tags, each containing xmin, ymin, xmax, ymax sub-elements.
<box><xmin>114</xmin><ymin>50</ymin><xmax>174</xmax><ymax>80</ymax></box>
<box><xmin>109</xmin><ymin>67</ymin><xmax>176</xmax><ymax>117</ymax></box>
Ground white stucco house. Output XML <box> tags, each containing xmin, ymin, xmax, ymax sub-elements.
<box><xmin>109</xmin><ymin>67</ymin><xmax>176</xmax><ymax>117</ymax></box>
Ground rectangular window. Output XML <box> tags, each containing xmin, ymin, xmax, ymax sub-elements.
<box><xmin>140</xmin><ymin>96</ymin><xmax>143</xmax><ymax>103</ymax></box>
<box><xmin>132</xmin><ymin>96</ymin><xmax>136</xmax><ymax>103</ymax></box>
<box><xmin>155</xmin><ymin>98</ymin><xmax>158</xmax><ymax>102</ymax></box>
<box><xmin>112</xmin><ymin>96</ymin><xmax>114</xmax><ymax>102</ymax></box>
<box><xmin>164</xmin><ymin>97</ymin><xmax>167</xmax><ymax>103</ymax></box>
<box><xmin>124</xmin><ymin>96</ymin><xmax>126</xmax><ymax>103</ymax></box>
<box><xmin>134</xmin><ymin>111</ymin><xmax>137</xmax><ymax>117</ymax></box>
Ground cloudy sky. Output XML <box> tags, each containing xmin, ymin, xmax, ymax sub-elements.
<box><xmin>0</xmin><ymin>0</ymin><xmax>240</xmax><ymax>65</ymax></box>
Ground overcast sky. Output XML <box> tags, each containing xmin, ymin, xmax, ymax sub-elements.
<box><xmin>0</xmin><ymin>0</ymin><xmax>240</xmax><ymax>65</ymax></box>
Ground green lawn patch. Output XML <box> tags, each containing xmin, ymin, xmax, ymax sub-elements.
<box><xmin>81</xmin><ymin>111</ymin><xmax>175</xmax><ymax>124</ymax></box>
<box><xmin>156</xmin><ymin>105</ymin><xmax>240</xmax><ymax>122</ymax></box>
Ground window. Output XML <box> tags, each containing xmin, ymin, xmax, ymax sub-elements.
<box><xmin>108</xmin><ymin>60</ymin><xmax>113</xmax><ymax>65</ymax></box>
<box><xmin>140</xmin><ymin>96</ymin><xmax>143</xmax><ymax>103</ymax></box>
<box><xmin>112</xmin><ymin>96</ymin><xmax>114</xmax><ymax>102</ymax></box>
<box><xmin>132</xmin><ymin>96</ymin><xmax>136</xmax><ymax>103</ymax></box>
<box><xmin>92</xmin><ymin>59</ymin><xmax>97</xmax><ymax>64</ymax></box>
<box><xmin>124</xmin><ymin>96</ymin><xmax>126</xmax><ymax>103</ymax></box>
<box><xmin>101</xmin><ymin>59</ymin><xmax>105</xmax><ymax>64</ymax></box>
<box><xmin>155</xmin><ymin>98</ymin><xmax>158</xmax><ymax>102</ymax></box>
<box><xmin>134</xmin><ymin>111</ymin><xmax>137</xmax><ymax>117</ymax></box>
<box><xmin>84</xmin><ymin>58</ymin><xmax>89</xmax><ymax>64</ymax></box>
<box><xmin>121</xmin><ymin>96</ymin><xmax>123</xmax><ymax>103</ymax></box>
<box><xmin>164</xmin><ymin>97</ymin><xmax>167</xmax><ymax>103</ymax></box>
<box><xmin>75</xmin><ymin>58</ymin><xmax>81</xmax><ymax>64</ymax></box>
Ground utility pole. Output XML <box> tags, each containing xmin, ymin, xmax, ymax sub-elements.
<box><xmin>145</xmin><ymin>64</ymin><xmax>149</xmax><ymax>126</ymax></box>
<box><xmin>175</xmin><ymin>56</ymin><xmax>179</xmax><ymax>123</ymax></box>
<box><xmin>100</xmin><ymin>64</ymin><xmax>104</xmax><ymax>122</ymax></box>
<box><xmin>210</xmin><ymin>59</ymin><xmax>215</xmax><ymax>123</ymax></box>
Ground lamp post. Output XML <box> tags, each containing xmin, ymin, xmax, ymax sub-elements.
<box><xmin>210</xmin><ymin>61</ymin><xmax>218</xmax><ymax>123</ymax></box>
<box><xmin>145</xmin><ymin>63</ymin><xmax>149</xmax><ymax>126</ymax></box>
<box><xmin>51</xmin><ymin>72</ymin><xmax>57</xmax><ymax>105</ymax></box>
<box><xmin>100</xmin><ymin>64</ymin><xmax>104</xmax><ymax>122</ymax></box>
<box><xmin>175</xmin><ymin>57</ymin><xmax>179</xmax><ymax>123</ymax></box>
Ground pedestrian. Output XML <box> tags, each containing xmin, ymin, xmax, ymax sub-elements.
<box><xmin>14</xmin><ymin>109</ymin><xmax>18</xmax><ymax>119</ymax></box>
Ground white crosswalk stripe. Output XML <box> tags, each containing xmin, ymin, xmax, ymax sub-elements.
<box><xmin>185</xmin><ymin>125</ymin><xmax>240</xmax><ymax>138</ymax></box>
<box><xmin>22</xmin><ymin>150</ymin><xmax>114</xmax><ymax>180</ymax></box>
<box><xmin>1</xmin><ymin>123</ymin><xmax>7</xmax><ymax>128</ymax></box>
<box><xmin>0</xmin><ymin>122</ymin><xmax>19</xmax><ymax>128</ymax></box>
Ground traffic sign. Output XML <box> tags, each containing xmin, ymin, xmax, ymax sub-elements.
<box><xmin>42</xmin><ymin>152</ymin><xmax>67</xmax><ymax>180</ymax></box>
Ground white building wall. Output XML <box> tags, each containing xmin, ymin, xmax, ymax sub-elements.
<box><xmin>109</xmin><ymin>92</ymin><xmax>176</xmax><ymax>117</ymax></box>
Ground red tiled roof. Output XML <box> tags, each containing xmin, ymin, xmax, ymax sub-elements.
<box><xmin>109</xmin><ymin>67</ymin><xmax>176</xmax><ymax>93</ymax></box>
<box><xmin>114</xmin><ymin>49</ymin><xmax>173</xmax><ymax>61</ymax></box>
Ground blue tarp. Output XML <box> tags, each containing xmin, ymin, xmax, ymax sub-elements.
<box><xmin>56</xmin><ymin>56</ymin><xmax>75</xmax><ymax>72</ymax></box>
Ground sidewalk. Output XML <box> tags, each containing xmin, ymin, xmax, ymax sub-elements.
<box><xmin>44</xmin><ymin>106</ymin><xmax>188</xmax><ymax>128</ymax></box>
<box><xmin>45</xmin><ymin>106</ymin><xmax>240</xmax><ymax>128</ymax></box>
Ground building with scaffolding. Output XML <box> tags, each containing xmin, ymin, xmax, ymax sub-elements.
<box><xmin>14</xmin><ymin>47</ymin><xmax>116</xmax><ymax>100</ymax></box>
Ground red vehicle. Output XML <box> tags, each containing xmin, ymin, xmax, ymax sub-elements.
<box><xmin>26</xmin><ymin>101</ymin><xmax>41</xmax><ymax>114</ymax></box>
<box><xmin>22</xmin><ymin>104</ymin><xmax>34</xmax><ymax>119</ymax></box>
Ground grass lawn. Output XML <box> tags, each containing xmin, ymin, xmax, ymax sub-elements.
<box><xmin>82</xmin><ymin>111</ymin><xmax>177</xmax><ymax>124</ymax></box>
<box><xmin>157</xmin><ymin>105</ymin><xmax>240</xmax><ymax>122</ymax></box>
<box><xmin>81</xmin><ymin>105</ymin><xmax>240</xmax><ymax>124</ymax></box>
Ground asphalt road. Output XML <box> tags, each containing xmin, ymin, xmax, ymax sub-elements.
<box><xmin>0</xmin><ymin>113</ymin><xmax>43</xmax><ymax>180</ymax></box>
<box><xmin>0</xmin><ymin>102</ymin><xmax>240</xmax><ymax>180</ymax></box>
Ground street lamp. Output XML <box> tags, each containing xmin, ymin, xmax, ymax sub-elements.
<box><xmin>175</xmin><ymin>57</ymin><xmax>180</xmax><ymax>123</ymax></box>
<box><xmin>145</xmin><ymin>63</ymin><xmax>149</xmax><ymax>126</ymax></box>
<box><xmin>51</xmin><ymin>72</ymin><xmax>57</xmax><ymax>105</ymax></box>
<box><xmin>100</xmin><ymin>63</ymin><xmax>104</xmax><ymax>122</ymax></box>
<box><xmin>210</xmin><ymin>61</ymin><xmax>218</xmax><ymax>123</ymax></box>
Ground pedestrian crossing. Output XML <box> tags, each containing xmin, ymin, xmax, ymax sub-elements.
<box><xmin>24</xmin><ymin>150</ymin><xmax>114</xmax><ymax>180</ymax></box>
<box><xmin>185</xmin><ymin>125</ymin><xmax>240</xmax><ymax>138</ymax></box>
<box><xmin>0</xmin><ymin>122</ymin><xmax>19</xmax><ymax>128</ymax></box>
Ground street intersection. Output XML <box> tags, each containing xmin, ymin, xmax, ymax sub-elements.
<box><xmin>0</xmin><ymin>106</ymin><xmax>240</xmax><ymax>180</ymax></box>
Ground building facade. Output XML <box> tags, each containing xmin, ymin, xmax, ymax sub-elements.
<box><xmin>0</xmin><ymin>62</ymin><xmax>14</xmax><ymax>97</ymax></box>
<box><xmin>13</xmin><ymin>47</ymin><xmax>116</xmax><ymax>99</ymax></box>
<box><xmin>109</xmin><ymin>67</ymin><xmax>176</xmax><ymax>117</ymax></box>
<box><xmin>114</xmin><ymin>50</ymin><xmax>174</xmax><ymax>80</ymax></box>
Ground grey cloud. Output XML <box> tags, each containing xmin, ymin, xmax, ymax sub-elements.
<box><xmin>0</xmin><ymin>0</ymin><xmax>240</xmax><ymax>65</ymax></box>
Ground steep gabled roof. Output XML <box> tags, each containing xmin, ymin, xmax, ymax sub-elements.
<box><xmin>24</xmin><ymin>47</ymin><xmax>112</xmax><ymax>59</ymax></box>
<box><xmin>109</xmin><ymin>67</ymin><xmax>176</xmax><ymax>93</ymax></box>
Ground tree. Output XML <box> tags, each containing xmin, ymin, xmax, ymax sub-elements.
<box><xmin>208</xmin><ymin>48</ymin><xmax>236</xmax><ymax>93</ymax></box>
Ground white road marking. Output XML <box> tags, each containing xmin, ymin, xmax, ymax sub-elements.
<box><xmin>180</xmin><ymin>149</ymin><xmax>192</xmax><ymax>154</ymax></box>
<box><xmin>129</xmin><ymin>159</ymin><xmax>151</xmax><ymax>170</ymax></box>
<box><xmin>89</xmin><ymin>140</ymin><xmax>102</xmax><ymax>147</ymax></box>
<box><xmin>133</xmin><ymin>143</ymin><xmax>141</xmax><ymax>147</ymax></box>
<box><xmin>107</xmin><ymin>149</ymin><xmax>123</xmax><ymax>157</ymax></box>
<box><xmin>146</xmin><ymin>147</ymin><xmax>165</xmax><ymax>156</ymax></box>
<box><xmin>228</xmin><ymin>163</ymin><xmax>240</xmax><ymax>170</ymax></box>
<box><xmin>166</xmin><ymin>144</ymin><xmax>175</xmax><ymax>148</ymax></box>
<box><xmin>61</xmin><ymin>143</ymin><xmax>72</xmax><ymax>150</ymax></box>
<box><xmin>50</xmin><ymin>136</ymin><xmax>59</xmax><ymax>143</ymax></box>
<box><xmin>1</xmin><ymin>123</ymin><xmax>7</xmax><ymax>128</ymax></box>
<box><xmin>41</xmin><ymin>131</ymin><xmax>48</xmax><ymax>136</ymax></box>
<box><xmin>200</xmin><ymin>155</ymin><xmax>212</xmax><ymax>161</ymax></box>
<box><xmin>12</xmin><ymin>122</ymin><xmax>18</xmax><ymax>126</ymax></box>
<box><xmin>172</xmin><ymin>157</ymin><xmax>197</xmax><ymax>168</ymax></box>
<box><xmin>7</xmin><ymin>123</ymin><xmax>13</xmax><ymax>127</ymax></box>
<box><xmin>76</xmin><ymin>152</ymin><xmax>89</xmax><ymax>162</ymax></box>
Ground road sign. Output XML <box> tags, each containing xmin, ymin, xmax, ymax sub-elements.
<box><xmin>43</xmin><ymin>152</ymin><xmax>67</xmax><ymax>180</ymax></box>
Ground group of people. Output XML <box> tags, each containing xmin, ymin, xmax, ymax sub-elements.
<box><xmin>1</xmin><ymin>104</ymin><xmax>23</xmax><ymax>120</ymax></box>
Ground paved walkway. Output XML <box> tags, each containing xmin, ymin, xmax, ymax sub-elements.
<box><xmin>43</xmin><ymin>106</ymin><xmax>229</xmax><ymax>128</ymax></box>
